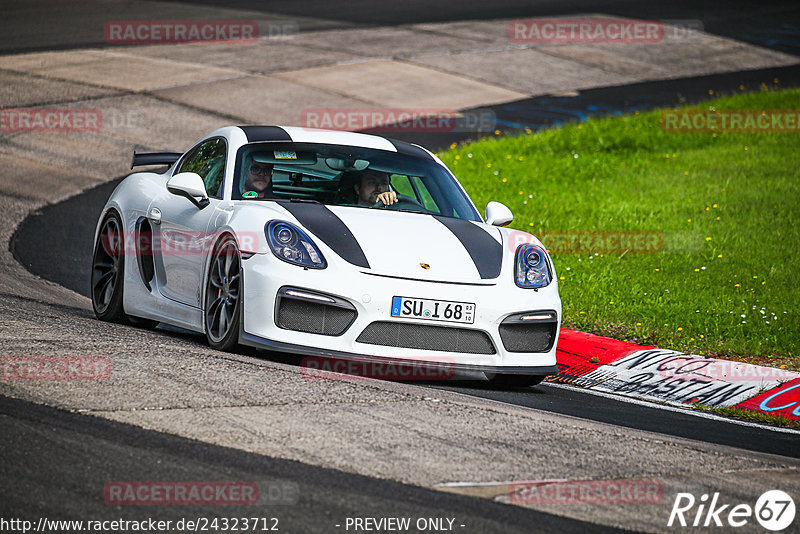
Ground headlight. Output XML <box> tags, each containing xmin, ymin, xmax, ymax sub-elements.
<box><xmin>266</xmin><ymin>220</ymin><xmax>326</xmax><ymax>269</ymax></box>
<box><xmin>514</xmin><ymin>244</ymin><xmax>552</xmax><ymax>289</ymax></box>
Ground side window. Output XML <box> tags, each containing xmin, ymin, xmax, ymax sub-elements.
<box><xmin>177</xmin><ymin>138</ymin><xmax>227</xmax><ymax>198</ymax></box>
<box><xmin>411</xmin><ymin>176</ymin><xmax>441</xmax><ymax>214</ymax></box>
<box><xmin>389</xmin><ymin>174</ymin><xmax>415</xmax><ymax>197</ymax></box>
<box><xmin>389</xmin><ymin>174</ymin><xmax>442</xmax><ymax>214</ymax></box>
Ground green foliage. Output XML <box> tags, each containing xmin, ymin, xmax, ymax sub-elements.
<box><xmin>439</xmin><ymin>88</ymin><xmax>800</xmax><ymax>365</ymax></box>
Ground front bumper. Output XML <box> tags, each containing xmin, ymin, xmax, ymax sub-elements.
<box><xmin>239</xmin><ymin>253</ymin><xmax>561</xmax><ymax>374</ymax></box>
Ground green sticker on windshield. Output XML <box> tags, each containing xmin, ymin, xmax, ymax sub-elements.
<box><xmin>242</xmin><ymin>191</ymin><xmax>257</xmax><ymax>198</ymax></box>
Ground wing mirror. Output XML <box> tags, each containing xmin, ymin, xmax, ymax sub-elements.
<box><xmin>167</xmin><ymin>172</ymin><xmax>210</xmax><ymax>209</ymax></box>
<box><xmin>485</xmin><ymin>201</ymin><xmax>513</xmax><ymax>227</ymax></box>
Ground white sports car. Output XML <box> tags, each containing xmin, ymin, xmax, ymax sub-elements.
<box><xmin>91</xmin><ymin>126</ymin><xmax>560</xmax><ymax>385</ymax></box>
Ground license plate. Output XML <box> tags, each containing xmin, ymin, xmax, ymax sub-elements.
<box><xmin>390</xmin><ymin>296</ymin><xmax>475</xmax><ymax>324</ymax></box>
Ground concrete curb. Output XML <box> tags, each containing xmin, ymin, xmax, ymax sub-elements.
<box><xmin>553</xmin><ymin>329</ymin><xmax>800</xmax><ymax>421</ymax></box>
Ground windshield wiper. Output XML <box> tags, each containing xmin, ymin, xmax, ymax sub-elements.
<box><xmin>286</xmin><ymin>198</ymin><xmax>321</xmax><ymax>204</ymax></box>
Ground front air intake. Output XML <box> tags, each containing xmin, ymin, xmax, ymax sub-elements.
<box><xmin>498</xmin><ymin>311</ymin><xmax>558</xmax><ymax>352</ymax></box>
<box><xmin>356</xmin><ymin>321</ymin><xmax>496</xmax><ymax>354</ymax></box>
<box><xmin>275</xmin><ymin>287</ymin><xmax>356</xmax><ymax>336</ymax></box>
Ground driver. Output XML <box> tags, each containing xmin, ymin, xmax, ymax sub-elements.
<box><xmin>354</xmin><ymin>169</ymin><xmax>397</xmax><ymax>206</ymax></box>
<box><xmin>242</xmin><ymin>154</ymin><xmax>274</xmax><ymax>199</ymax></box>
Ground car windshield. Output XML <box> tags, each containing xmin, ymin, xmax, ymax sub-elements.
<box><xmin>232</xmin><ymin>142</ymin><xmax>481</xmax><ymax>222</ymax></box>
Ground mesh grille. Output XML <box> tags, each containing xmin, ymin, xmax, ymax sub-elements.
<box><xmin>276</xmin><ymin>298</ymin><xmax>355</xmax><ymax>336</ymax></box>
<box><xmin>498</xmin><ymin>322</ymin><xmax>557</xmax><ymax>353</ymax></box>
<box><xmin>356</xmin><ymin>321</ymin><xmax>495</xmax><ymax>354</ymax></box>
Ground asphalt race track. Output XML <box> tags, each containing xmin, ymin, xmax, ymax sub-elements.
<box><xmin>11</xmin><ymin>65</ymin><xmax>800</xmax><ymax>461</ymax></box>
<box><xmin>3</xmin><ymin>0</ymin><xmax>799</xmax><ymax>55</ymax></box>
<box><xmin>3</xmin><ymin>2</ymin><xmax>800</xmax><ymax>533</ymax></box>
<box><xmin>2</xmin><ymin>395</ymin><xmax>621</xmax><ymax>533</ymax></box>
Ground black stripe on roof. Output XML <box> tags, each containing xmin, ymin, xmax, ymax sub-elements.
<box><xmin>239</xmin><ymin>126</ymin><xmax>292</xmax><ymax>143</ymax></box>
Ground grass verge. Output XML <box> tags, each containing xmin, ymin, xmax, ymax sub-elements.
<box><xmin>439</xmin><ymin>88</ymin><xmax>800</xmax><ymax>369</ymax></box>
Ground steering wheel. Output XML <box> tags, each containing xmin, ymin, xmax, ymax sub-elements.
<box><xmin>372</xmin><ymin>194</ymin><xmax>426</xmax><ymax>211</ymax></box>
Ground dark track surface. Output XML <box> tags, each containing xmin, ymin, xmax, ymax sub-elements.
<box><xmin>10</xmin><ymin>64</ymin><xmax>800</xmax><ymax>461</ymax></box>
<box><xmin>3</xmin><ymin>0</ymin><xmax>799</xmax><ymax>55</ymax></box>
<box><xmin>5</xmin><ymin>3</ymin><xmax>800</xmax><ymax>529</ymax></box>
<box><xmin>384</xmin><ymin>64</ymin><xmax>800</xmax><ymax>149</ymax></box>
<box><xmin>0</xmin><ymin>395</ymin><xmax>624</xmax><ymax>533</ymax></box>
<box><xmin>433</xmin><ymin>383</ymin><xmax>800</xmax><ymax>458</ymax></box>
<box><xmin>168</xmin><ymin>0</ymin><xmax>800</xmax><ymax>55</ymax></box>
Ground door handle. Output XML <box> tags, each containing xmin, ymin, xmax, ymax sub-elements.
<box><xmin>148</xmin><ymin>207</ymin><xmax>162</xmax><ymax>225</ymax></box>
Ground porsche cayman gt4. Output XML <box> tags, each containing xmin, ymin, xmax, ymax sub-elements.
<box><xmin>91</xmin><ymin>126</ymin><xmax>560</xmax><ymax>384</ymax></box>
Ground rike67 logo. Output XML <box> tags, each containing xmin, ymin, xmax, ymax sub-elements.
<box><xmin>668</xmin><ymin>490</ymin><xmax>795</xmax><ymax>531</ymax></box>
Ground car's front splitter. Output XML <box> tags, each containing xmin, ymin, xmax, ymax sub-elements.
<box><xmin>240</xmin><ymin>252</ymin><xmax>561</xmax><ymax>372</ymax></box>
<box><xmin>239</xmin><ymin>330</ymin><xmax>559</xmax><ymax>378</ymax></box>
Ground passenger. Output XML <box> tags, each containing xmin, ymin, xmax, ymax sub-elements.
<box><xmin>242</xmin><ymin>154</ymin><xmax>274</xmax><ymax>198</ymax></box>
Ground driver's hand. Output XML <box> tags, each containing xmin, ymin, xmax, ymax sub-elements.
<box><xmin>377</xmin><ymin>191</ymin><xmax>398</xmax><ymax>205</ymax></box>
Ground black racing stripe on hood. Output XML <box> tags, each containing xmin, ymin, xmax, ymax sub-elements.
<box><xmin>434</xmin><ymin>216</ymin><xmax>502</xmax><ymax>279</ymax></box>
<box><xmin>239</xmin><ymin>126</ymin><xmax>292</xmax><ymax>143</ymax></box>
<box><xmin>277</xmin><ymin>202</ymin><xmax>370</xmax><ymax>268</ymax></box>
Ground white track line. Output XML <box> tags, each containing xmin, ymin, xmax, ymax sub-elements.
<box><xmin>542</xmin><ymin>382</ymin><xmax>800</xmax><ymax>435</ymax></box>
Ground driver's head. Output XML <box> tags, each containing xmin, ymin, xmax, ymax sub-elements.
<box><xmin>243</xmin><ymin>154</ymin><xmax>274</xmax><ymax>195</ymax></box>
<box><xmin>354</xmin><ymin>169</ymin><xmax>390</xmax><ymax>206</ymax></box>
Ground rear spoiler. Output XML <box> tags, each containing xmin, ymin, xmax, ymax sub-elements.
<box><xmin>131</xmin><ymin>151</ymin><xmax>183</xmax><ymax>169</ymax></box>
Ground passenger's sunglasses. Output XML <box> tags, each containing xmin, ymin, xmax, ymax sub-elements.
<box><xmin>249</xmin><ymin>164</ymin><xmax>272</xmax><ymax>176</ymax></box>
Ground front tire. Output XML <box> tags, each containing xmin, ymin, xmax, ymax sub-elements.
<box><xmin>91</xmin><ymin>212</ymin><xmax>127</xmax><ymax>323</ymax></box>
<box><xmin>204</xmin><ymin>235</ymin><xmax>242</xmax><ymax>351</ymax></box>
<box><xmin>91</xmin><ymin>211</ymin><xmax>159</xmax><ymax>328</ymax></box>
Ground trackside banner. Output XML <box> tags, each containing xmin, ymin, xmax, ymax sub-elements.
<box><xmin>555</xmin><ymin>329</ymin><xmax>800</xmax><ymax>421</ymax></box>
<box><xmin>735</xmin><ymin>378</ymin><xmax>800</xmax><ymax>421</ymax></box>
